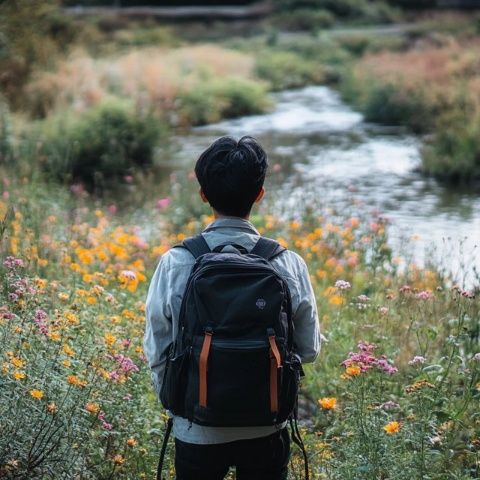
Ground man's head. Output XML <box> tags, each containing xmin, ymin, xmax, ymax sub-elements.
<box><xmin>195</xmin><ymin>136</ymin><xmax>268</xmax><ymax>218</ymax></box>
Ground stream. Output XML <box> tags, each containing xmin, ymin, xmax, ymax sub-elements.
<box><xmin>169</xmin><ymin>86</ymin><xmax>480</xmax><ymax>287</ymax></box>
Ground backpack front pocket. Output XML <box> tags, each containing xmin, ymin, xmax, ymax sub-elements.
<box><xmin>190</xmin><ymin>337</ymin><xmax>277</xmax><ymax>426</ymax></box>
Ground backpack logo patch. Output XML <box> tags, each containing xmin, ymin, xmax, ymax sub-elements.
<box><xmin>256</xmin><ymin>298</ymin><xmax>266</xmax><ymax>309</ymax></box>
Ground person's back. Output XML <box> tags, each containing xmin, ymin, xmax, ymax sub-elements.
<box><xmin>144</xmin><ymin>136</ymin><xmax>321</xmax><ymax>479</ymax></box>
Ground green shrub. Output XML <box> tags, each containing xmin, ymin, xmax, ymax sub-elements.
<box><xmin>0</xmin><ymin>99</ymin><xmax>13</xmax><ymax>164</ymax></box>
<box><xmin>422</xmin><ymin>111</ymin><xmax>480</xmax><ymax>183</ymax></box>
<box><xmin>35</xmin><ymin>100</ymin><xmax>163</xmax><ymax>185</ymax></box>
<box><xmin>341</xmin><ymin>73</ymin><xmax>433</xmax><ymax>133</ymax></box>
<box><xmin>177</xmin><ymin>77</ymin><xmax>270</xmax><ymax>126</ymax></box>
<box><xmin>255</xmin><ymin>50</ymin><xmax>327</xmax><ymax>90</ymax></box>
<box><xmin>272</xmin><ymin>8</ymin><xmax>335</xmax><ymax>32</ymax></box>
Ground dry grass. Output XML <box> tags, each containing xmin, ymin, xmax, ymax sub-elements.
<box><xmin>26</xmin><ymin>45</ymin><xmax>255</xmax><ymax>118</ymax></box>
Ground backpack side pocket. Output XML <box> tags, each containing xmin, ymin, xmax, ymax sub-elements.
<box><xmin>160</xmin><ymin>346</ymin><xmax>191</xmax><ymax>414</ymax></box>
<box><xmin>278</xmin><ymin>353</ymin><xmax>304</xmax><ymax>422</ymax></box>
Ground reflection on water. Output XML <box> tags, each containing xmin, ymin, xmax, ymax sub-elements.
<box><xmin>171</xmin><ymin>86</ymin><xmax>480</xmax><ymax>286</ymax></box>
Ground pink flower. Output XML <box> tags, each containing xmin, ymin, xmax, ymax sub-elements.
<box><xmin>124</xmin><ymin>175</ymin><xmax>134</xmax><ymax>184</ymax></box>
<box><xmin>415</xmin><ymin>291</ymin><xmax>432</xmax><ymax>300</ymax></box>
<box><xmin>3</xmin><ymin>256</ymin><xmax>24</xmax><ymax>269</ymax></box>
<box><xmin>156</xmin><ymin>197</ymin><xmax>171</xmax><ymax>210</ymax></box>
<box><xmin>378</xmin><ymin>307</ymin><xmax>389</xmax><ymax>316</ymax></box>
<box><xmin>335</xmin><ymin>280</ymin><xmax>351</xmax><ymax>290</ymax></box>
<box><xmin>33</xmin><ymin>309</ymin><xmax>49</xmax><ymax>336</ymax></box>
<box><xmin>341</xmin><ymin>342</ymin><xmax>397</xmax><ymax>374</ymax></box>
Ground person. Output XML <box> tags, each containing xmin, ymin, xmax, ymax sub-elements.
<box><xmin>144</xmin><ymin>135</ymin><xmax>321</xmax><ymax>480</ymax></box>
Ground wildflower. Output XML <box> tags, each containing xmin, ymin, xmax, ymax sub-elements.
<box><xmin>380</xmin><ymin>401</ymin><xmax>399</xmax><ymax>410</ymax></box>
<box><xmin>67</xmin><ymin>375</ymin><xmax>87</xmax><ymax>387</ymax></box>
<box><xmin>11</xmin><ymin>356</ymin><xmax>24</xmax><ymax>368</ymax></box>
<box><xmin>345</xmin><ymin>365</ymin><xmax>361</xmax><ymax>377</ymax></box>
<box><xmin>48</xmin><ymin>332</ymin><xmax>61</xmax><ymax>342</ymax></box>
<box><xmin>104</xmin><ymin>333</ymin><xmax>117</xmax><ymax>346</ymax></box>
<box><xmin>58</xmin><ymin>293</ymin><xmax>69</xmax><ymax>301</ymax></box>
<box><xmin>33</xmin><ymin>309</ymin><xmax>49</xmax><ymax>336</ymax></box>
<box><xmin>334</xmin><ymin>280</ymin><xmax>351</xmax><ymax>290</ymax></box>
<box><xmin>473</xmin><ymin>353</ymin><xmax>480</xmax><ymax>362</ymax></box>
<box><xmin>13</xmin><ymin>371</ymin><xmax>26</xmax><ymax>380</ymax></box>
<box><xmin>85</xmin><ymin>402</ymin><xmax>100</xmax><ymax>414</ymax></box>
<box><xmin>62</xmin><ymin>344</ymin><xmax>75</xmax><ymax>356</ymax></box>
<box><xmin>378</xmin><ymin>306</ymin><xmax>389</xmax><ymax>316</ymax></box>
<box><xmin>329</xmin><ymin>295</ymin><xmax>344</xmax><ymax>306</ymax></box>
<box><xmin>415</xmin><ymin>290</ymin><xmax>433</xmax><ymax>300</ymax></box>
<box><xmin>383</xmin><ymin>421</ymin><xmax>400</xmax><ymax>434</ymax></box>
<box><xmin>341</xmin><ymin>342</ymin><xmax>397</xmax><ymax>375</ymax></box>
<box><xmin>30</xmin><ymin>389</ymin><xmax>44</xmax><ymax>400</ymax></box>
<box><xmin>408</xmin><ymin>355</ymin><xmax>426</xmax><ymax>365</ymax></box>
<box><xmin>3</xmin><ymin>256</ymin><xmax>24</xmax><ymax>269</ymax></box>
<box><xmin>357</xmin><ymin>295</ymin><xmax>369</xmax><ymax>302</ymax></box>
<box><xmin>405</xmin><ymin>380</ymin><xmax>435</xmax><ymax>394</ymax></box>
<box><xmin>127</xmin><ymin>437</ymin><xmax>137</xmax><ymax>447</ymax></box>
<box><xmin>47</xmin><ymin>402</ymin><xmax>58</xmax><ymax>414</ymax></box>
<box><xmin>113</xmin><ymin>454</ymin><xmax>125</xmax><ymax>465</ymax></box>
<box><xmin>156</xmin><ymin>197</ymin><xmax>171</xmax><ymax>210</ymax></box>
<box><xmin>319</xmin><ymin>397</ymin><xmax>337</xmax><ymax>410</ymax></box>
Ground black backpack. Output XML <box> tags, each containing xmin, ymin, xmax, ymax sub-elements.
<box><xmin>160</xmin><ymin>234</ymin><xmax>303</xmax><ymax>426</ymax></box>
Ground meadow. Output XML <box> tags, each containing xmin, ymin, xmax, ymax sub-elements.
<box><xmin>0</xmin><ymin>172</ymin><xmax>479</xmax><ymax>479</ymax></box>
<box><xmin>1</xmin><ymin>2</ymin><xmax>480</xmax><ymax>479</ymax></box>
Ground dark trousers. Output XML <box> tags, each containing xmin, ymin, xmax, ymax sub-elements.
<box><xmin>175</xmin><ymin>428</ymin><xmax>290</xmax><ymax>480</ymax></box>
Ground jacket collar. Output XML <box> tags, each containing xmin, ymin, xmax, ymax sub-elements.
<box><xmin>203</xmin><ymin>216</ymin><xmax>260</xmax><ymax>235</ymax></box>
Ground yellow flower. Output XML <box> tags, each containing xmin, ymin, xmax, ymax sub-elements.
<box><xmin>58</xmin><ymin>293</ymin><xmax>69</xmax><ymax>301</ymax></box>
<box><xmin>48</xmin><ymin>332</ymin><xmax>61</xmax><ymax>342</ymax></box>
<box><xmin>30</xmin><ymin>389</ymin><xmax>44</xmax><ymax>400</ymax></box>
<box><xmin>13</xmin><ymin>371</ymin><xmax>26</xmax><ymax>380</ymax></box>
<box><xmin>62</xmin><ymin>359</ymin><xmax>71</xmax><ymax>367</ymax></box>
<box><xmin>85</xmin><ymin>402</ymin><xmax>100</xmax><ymax>414</ymax></box>
<box><xmin>62</xmin><ymin>343</ymin><xmax>75</xmax><ymax>356</ymax></box>
<box><xmin>86</xmin><ymin>296</ymin><xmax>97</xmax><ymax>305</ymax></box>
<box><xmin>11</xmin><ymin>356</ymin><xmax>24</xmax><ymax>368</ymax></box>
<box><xmin>384</xmin><ymin>421</ymin><xmax>400</xmax><ymax>434</ymax></box>
<box><xmin>113</xmin><ymin>454</ymin><xmax>125</xmax><ymax>465</ymax></box>
<box><xmin>319</xmin><ymin>397</ymin><xmax>337</xmax><ymax>410</ymax></box>
<box><xmin>127</xmin><ymin>437</ymin><xmax>137</xmax><ymax>447</ymax></box>
<box><xmin>104</xmin><ymin>333</ymin><xmax>117</xmax><ymax>346</ymax></box>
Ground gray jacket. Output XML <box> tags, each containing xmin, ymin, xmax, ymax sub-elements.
<box><xmin>144</xmin><ymin>217</ymin><xmax>321</xmax><ymax>444</ymax></box>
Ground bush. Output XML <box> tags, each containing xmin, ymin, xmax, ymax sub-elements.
<box><xmin>422</xmin><ymin>111</ymin><xmax>480</xmax><ymax>183</ymax></box>
<box><xmin>0</xmin><ymin>100</ymin><xmax>13</xmax><ymax>164</ymax></box>
<box><xmin>255</xmin><ymin>50</ymin><xmax>327</xmax><ymax>90</ymax></box>
<box><xmin>272</xmin><ymin>8</ymin><xmax>335</xmax><ymax>32</ymax></box>
<box><xmin>177</xmin><ymin>77</ymin><xmax>270</xmax><ymax>126</ymax></box>
<box><xmin>35</xmin><ymin>100</ymin><xmax>163</xmax><ymax>185</ymax></box>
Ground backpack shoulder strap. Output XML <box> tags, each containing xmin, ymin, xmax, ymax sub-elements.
<box><xmin>173</xmin><ymin>234</ymin><xmax>211</xmax><ymax>259</ymax></box>
<box><xmin>250</xmin><ymin>237</ymin><xmax>286</xmax><ymax>261</ymax></box>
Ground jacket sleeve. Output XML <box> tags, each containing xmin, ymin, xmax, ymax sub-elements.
<box><xmin>292</xmin><ymin>255</ymin><xmax>321</xmax><ymax>363</ymax></box>
<box><xmin>143</xmin><ymin>254</ymin><xmax>173</xmax><ymax>397</ymax></box>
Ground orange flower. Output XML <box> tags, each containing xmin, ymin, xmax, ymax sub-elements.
<box><xmin>113</xmin><ymin>454</ymin><xmax>125</xmax><ymax>465</ymax></box>
<box><xmin>346</xmin><ymin>365</ymin><xmax>361</xmax><ymax>377</ymax></box>
<box><xmin>127</xmin><ymin>437</ymin><xmax>137</xmax><ymax>447</ymax></box>
<box><xmin>85</xmin><ymin>402</ymin><xmax>100</xmax><ymax>414</ymax></box>
<box><xmin>319</xmin><ymin>397</ymin><xmax>337</xmax><ymax>410</ymax></box>
<box><xmin>384</xmin><ymin>421</ymin><xmax>400</xmax><ymax>434</ymax></box>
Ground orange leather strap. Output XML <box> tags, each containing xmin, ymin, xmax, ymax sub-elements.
<box><xmin>268</xmin><ymin>334</ymin><xmax>281</xmax><ymax>413</ymax></box>
<box><xmin>199</xmin><ymin>331</ymin><xmax>212</xmax><ymax>408</ymax></box>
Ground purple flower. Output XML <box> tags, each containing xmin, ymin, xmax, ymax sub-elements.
<box><xmin>33</xmin><ymin>309</ymin><xmax>49</xmax><ymax>336</ymax></box>
<box><xmin>408</xmin><ymin>355</ymin><xmax>426</xmax><ymax>365</ymax></box>
<box><xmin>380</xmin><ymin>400</ymin><xmax>399</xmax><ymax>410</ymax></box>
<box><xmin>3</xmin><ymin>256</ymin><xmax>24</xmax><ymax>270</ymax></box>
<box><xmin>357</xmin><ymin>295</ymin><xmax>370</xmax><ymax>302</ymax></box>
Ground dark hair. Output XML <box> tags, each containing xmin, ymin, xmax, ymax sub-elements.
<box><xmin>195</xmin><ymin>136</ymin><xmax>268</xmax><ymax>217</ymax></box>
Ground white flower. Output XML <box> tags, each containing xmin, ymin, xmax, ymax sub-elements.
<box><xmin>335</xmin><ymin>280</ymin><xmax>351</xmax><ymax>290</ymax></box>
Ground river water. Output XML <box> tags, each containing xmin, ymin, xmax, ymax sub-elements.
<box><xmin>170</xmin><ymin>86</ymin><xmax>480</xmax><ymax>287</ymax></box>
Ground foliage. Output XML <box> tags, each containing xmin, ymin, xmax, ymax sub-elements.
<box><xmin>275</xmin><ymin>0</ymin><xmax>401</xmax><ymax>24</ymax></box>
<box><xmin>0</xmin><ymin>100</ymin><xmax>13</xmax><ymax>164</ymax></box>
<box><xmin>272</xmin><ymin>9</ymin><xmax>335</xmax><ymax>32</ymax></box>
<box><xmin>0</xmin><ymin>171</ymin><xmax>479</xmax><ymax>478</ymax></box>
<box><xmin>340</xmin><ymin>40</ymin><xmax>480</xmax><ymax>182</ymax></box>
<box><xmin>177</xmin><ymin>76</ymin><xmax>270</xmax><ymax>126</ymax></box>
<box><xmin>255</xmin><ymin>50</ymin><xmax>328</xmax><ymax>90</ymax></box>
<box><xmin>34</xmin><ymin>100</ymin><xmax>163</xmax><ymax>185</ymax></box>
